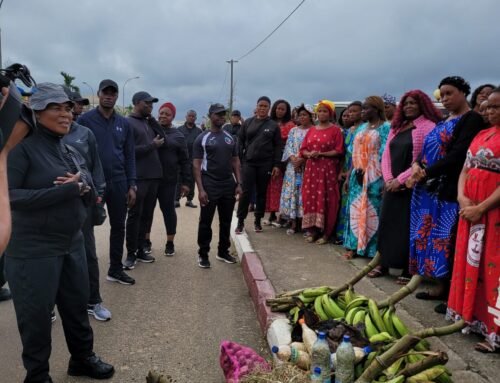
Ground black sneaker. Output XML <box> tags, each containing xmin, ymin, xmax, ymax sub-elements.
<box><xmin>136</xmin><ymin>250</ymin><xmax>155</xmax><ymax>263</ymax></box>
<box><xmin>106</xmin><ymin>270</ymin><xmax>135</xmax><ymax>285</ymax></box>
<box><xmin>164</xmin><ymin>242</ymin><xmax>175</xmax><ymax>256</ymax></box>
<box><xmin>122</xmin><ymin>254</ymin><xmax>137</xmax><ymax>270</ymax></box>
<box><xmin>216</xmin><ymin>253</ymin><xmax>237</xmax><ymax>264</ymax></box>
<box><xmin>185</xmin><ymin>200</ymin><xmax>197</xmax><ymax>208</ymax></box>
<box><xmin>67</xmin><ymin>353</ymin><xmax>115</xmax><ymax>379</ymax></box>
<box><xmin>235</xmin><ymin>220</ymin><xmax>244</xmax><ymax>234</ymax></box>
<box><xmin>175</xmin><ymin>201</ymin><xmax>180</xmax><ymax>208</ymax></box>
<box><xmin>143</xmin><ymin>240</ymin><xmax>152</xmax><ymax>255</ymax></box>
<box><xmin>198</xmin><ymin>256</ymin><xmax>211</xmax><ymax>269</ymax></box>
<box><xmin>254</xmin><ymin>220</ymin><xmax>263</xmax><ymax>233</ymax></box>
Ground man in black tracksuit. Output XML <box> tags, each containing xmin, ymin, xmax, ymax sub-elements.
<box><xmin>124</xmin><ymin>91</ymin><xmax>164</xmax><ymax>269</ymax></box>
<box><xmin>177</xmin><ymin>110</ymin><xmax>202</xmax><ymax>207</ymax></box>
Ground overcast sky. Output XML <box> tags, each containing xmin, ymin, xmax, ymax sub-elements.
<box><xmin>2</xmin><ymin>0</ymin><xmax>499</xmax><ymax>121</ymax></box>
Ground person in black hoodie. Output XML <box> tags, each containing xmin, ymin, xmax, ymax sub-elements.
<box><xmin>235</xmin><ymin>96</ymin><xmax>283</xmax><ymax>233</ymax></box>
<box><xmin>6</xmin><ymin>83</ymin><xmax>114</xmax><ymax>383</ymax></box>
<box><xmin>124</xmin><ymin>92</ymin><xmax>164</xmax><ymax>269</ymax></box>
<box><xmin>146</xmin><ymin>102</ymin><xmax>191</xmax><ymax>256</ymax></box>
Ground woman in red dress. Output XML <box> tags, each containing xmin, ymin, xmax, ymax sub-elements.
<box><xmin>300</xmin><ymin>100</ymin><xmax>344</xmax><ymax>244</ymax></box>
<box><xmin>263</xmin><ymin>99</ymin><xmax>294</xmax><ymax>226</ymax></box>
<box><xmin>447</xmin><ymin>88</ymin><xmax>500</xmax><ymax>353</ymax></box>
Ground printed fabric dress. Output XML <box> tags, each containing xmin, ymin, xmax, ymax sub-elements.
<box><xmin>335</xmin><ymin>125</ymin><xmax>361</xmax><ymax>242</ymax></box>
<box><xmin>279</xmin><ymin>126</ymin><xmax>310</xmax><ymax>220</ymax></box>
<box><xmin>265</xmin><ymin>121</ymin><xmax>295</xmax><ymax>213</ymax></box>
<box><xmin>343</xmin><ymin>122</ymin><xmax>390</xmax><ymax>257</ymax></box>
<box><xmin>300</xmin><ymin>125</ymin><xmax>344</xmax><ymax>237</ymax></box>
<box><xmin>409</xmin><ymin>118</ymin><xmax>461</xmax><ymax>278</ymax></box>
<box><xmin>447</xmin><ymin>127</ymin><xmax>500</xmax><ymax>348</ymax></box>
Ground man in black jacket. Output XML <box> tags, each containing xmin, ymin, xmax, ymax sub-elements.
<box><xmin>177</xmin><ymin>109</ymin><xmax>202</xmax><ymax>207</ymax></box>
<box><xmin>63</xmin><ymin>93</ymin><xmax>111</xmax><ymax>321</ymax></box>
<box><xmin>124</xmin><ymin>91</ymin><xmax>164</xmax><ymax>269</ymax></box>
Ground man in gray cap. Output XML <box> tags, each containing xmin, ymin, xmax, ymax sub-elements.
<box><xmin>6</xmin><ymin>82</ymin><xmax>114</xmax><ymax>382</ymax></box>
<box><xmin>123</xmin><ymin>91</ymin><xmax>164</xmax><ymax>269</ymax></box>
<box><xmin>78</xmin><ymin>79</ymin><xmax>137</xmax><ymax>285</ymax></box>
<box><xmin>192</xmin><ymin>103</ymin><xmax>242</xmax><ymax>268</ymax></box>
<box><xmin>70</xmin><ymin>90</ymin><xmax>90</xmax><ymax>120</ymax></box>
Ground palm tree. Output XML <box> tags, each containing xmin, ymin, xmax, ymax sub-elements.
<box><xmin>60</xmin><ymin>71</ymin><xmax>80</xmax><ymax>93</ymax></box>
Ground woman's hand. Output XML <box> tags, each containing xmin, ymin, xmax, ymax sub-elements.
<box><xmin>310</xmin><ymin>150</ymin><xmax>320</xmax><ymax>158</ymax></box>
<box><xmin>271</xmin><ymin>167</ymin><xmax>281</xmax><ymax>177</ymax></box>
<box><xmin>457</xmin><ymin>195</ymin><xmax>473</xmax><ymax>210</ymax></box>
<box><xmin>385</xmin><ymin>179</ymin><xmax>402</xmax><ymax>192</ymax></box>
<box><xmin>54</xmin><ymin>172</ymin><xmax>81</xmax><ymax>185</ymax></box>
<box><xmin>411</xmin><ymin>163</ymin><xmax>426</xmax><ymax>182</ymax></box>
<box><xmin>459</xmin><ymin>205</ymin><xmax>484</xmax><ymax>223</ymax></box>
<box><xmin>405</xmin><ymin>178</ymin><xmax>417</xmax><ymax>189</ymax></box>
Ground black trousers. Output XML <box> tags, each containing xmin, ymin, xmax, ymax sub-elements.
<box><xmin>126</xmin><ymin>179</ymin><xmax>159</xmax><ymax>255</ymax></box>
<box><xmin>158</xmin><ymin>181</ymin><xmax>178</xmax><ymax>236</ymax></box>
<box><xmin>236</xmin><ymin>162</ymin><xmax>273</xmax><ymax>221</ymax></box>
<box><xmin>0</xmin><ymin>252</ymin><xmax>5</xmax><ymax>287</ymax></box>
<box><xmin>82</xmin><ymin>206</ymin><xmax>101</xmax><ymax>305</ymax></box>
<box><xmin>104</xmin><ymin>180</ymin><xmax>128</xmax><ymax>273</ymax></box>
<box><xmin>5</xmin><ymin>234</ymin><xmax>94</xmax><ymax>383</ymax></box>
<box><xmin>198</xmin><ymin>187</ymin><xmax>236</xmax><ymax>257</ymax></box>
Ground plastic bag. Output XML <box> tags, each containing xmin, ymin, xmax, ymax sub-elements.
<box><xmin>219</xmin><ymin>340</ymin><xmax>270</xmax><ymax>383</ymax></box>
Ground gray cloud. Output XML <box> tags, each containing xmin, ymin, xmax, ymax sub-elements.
<box><xmin>2</xmin><ymin>0</ymin><xmax>499</xmax><ymax>120</ymax></box>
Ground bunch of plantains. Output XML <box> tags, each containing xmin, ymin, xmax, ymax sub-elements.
<box><xmin>266</xmin><ymin>253</ymin><xmax>465</xmax><ymax>383</ymax></box>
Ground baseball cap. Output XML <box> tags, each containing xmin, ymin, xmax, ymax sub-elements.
<box><xmin>231</xmin><ymin>109</ymin><xmax>241</xmax><ymax>117</ymax></box>
<box><xmin>70</xmin><ymin>90</ymin><xmax>90</xmax><ymax>105</ymax></box>
<box><xmin>208</xmin><ymin>103</ymin><xmax>227</xmax><ymax>115</ymax></box>
<box><xmin>30</xmin><ymin>82</ymin><xmax>74</xmax><ymax>111</ymax></box>
<box><xmin>98</xmin><ymin>79</ymin><xmax>119</xmax><ymax>93</ymax></box>
<box><xmin>132</xmin><ymin>91</ymin><xmax>159</xmax><ymax>105</ymax></box>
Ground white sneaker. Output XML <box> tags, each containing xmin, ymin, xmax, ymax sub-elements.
<box><xmin>88</xmin><ymin>303</ymin><xmax>112</xmax><ymax>321</ymax></box>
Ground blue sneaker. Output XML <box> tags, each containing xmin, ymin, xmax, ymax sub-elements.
<box><xmin>88</xmin><ymin>303</ymin><xmax>112</xmax><ymax>321</ymax></box>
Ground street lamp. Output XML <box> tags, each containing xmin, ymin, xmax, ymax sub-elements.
<box><xmin>82</xmin><ymin>82</ymin><xmax>94</xmax><ymax>108</ymax></box>
<box><xmin>122</xmin><ymin>76</ymin><xmax>140</xmax><ymax>113</ymax></box>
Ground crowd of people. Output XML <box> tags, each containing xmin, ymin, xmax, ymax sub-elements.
<box><xmin>0</xmin><ymin>73</ymin><xmax>498</xmax><ymax>382</ymax></box>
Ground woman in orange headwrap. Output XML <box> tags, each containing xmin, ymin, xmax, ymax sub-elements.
<box><xmin>300</xmin><ymin>100</ymin><xmax>344</xmax><ymax>244</ymax></box>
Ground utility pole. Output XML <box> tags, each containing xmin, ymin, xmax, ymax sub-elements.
<box><xmin>0</xmin><ymin>0</ymin><xmax>4</xmax><ymax>68</ymax></box>
<box><xmin>226</xmin><ymin>59</ymin><xmax>238</xmax><ymax>113</ymax></box>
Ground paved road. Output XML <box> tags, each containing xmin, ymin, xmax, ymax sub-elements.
<box><xmin>0</xmin><ymin>202</ymin><xmax>267</xmax><ymax>383</ymax></box>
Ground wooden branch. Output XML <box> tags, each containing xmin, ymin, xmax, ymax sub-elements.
<box><xmin>376</xmin><ymin>275</ymin><xmax>424</xmax><ymax>309</ymax></box>
<box><xmin>397</xmin><ymin>352</ymin><xmax>448</xmax><ymax>378</ymax></box>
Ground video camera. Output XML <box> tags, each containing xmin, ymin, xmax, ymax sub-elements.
<box><xmin>0</xmin><ymin>63</ymin><xmax>36</xmax><ymax>152</ymax></box>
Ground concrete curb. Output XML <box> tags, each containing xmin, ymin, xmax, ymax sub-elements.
<box><xmin>230</xmin><ymin>213</ymin><xmax>290</xmax><ymax>350</ymax></box>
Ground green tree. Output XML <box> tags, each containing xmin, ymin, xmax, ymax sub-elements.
<box><xmin>60</xmin><ymin>71</ymin><xmax>80</xmax><ymax>92</ymax></box>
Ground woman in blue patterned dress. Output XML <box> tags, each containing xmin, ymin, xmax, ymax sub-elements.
<box><xmin>407</xmin><ymin>76</ymin><xmax>486</xmax><ymax>310</ymax></box>
<box><xmin>279</xmin><ymin>104</ymin><xmax>314</xmax><ymax>234</ymax></box>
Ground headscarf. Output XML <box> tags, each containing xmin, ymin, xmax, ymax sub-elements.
<box><xmin>382</xmin><ymin>93</ymin><xmax>397</xmax><ymax>105</ymax></box>
<box><xmin>159</xmin><ymin>102</ymin><xmax>176</xmax><ymax>118</ymax></box>
<box><xmin>316</xmin><ymin>99</ymin><xmax>335</xmax><ymax>117</ymax></box>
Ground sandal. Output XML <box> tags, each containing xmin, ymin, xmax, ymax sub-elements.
<box><xmin>415</xmin><ymin>291</ymin><xmax>447</xmax><ymax>301</ymax></box>
<box><xmin>474</xmin><ymin>341</ymin><xmax>500</xmax><ymax>354</ymax></box>
<box><xmin>396</xmin><ymin>276</ymin><xmax>411</xmax><ymax>285</ymax></box>
<box><xmin>305</xmin><ymin>235</ymin><xmax>318</xmax><ymax>243</ymax></box>
<box><xmin>315</xmin><ymin>238</ymin><xmax>328</xmax><ymax>245</ymax></box>
<box><xmin>343</xmin><ymin>250</ymin><xmax>356</xmax><ymax>260</ymax></box>
<box><xmin>286</xmin><ymin>228</ymin><xmax>296</xmax><ymax>235</ymax></box>
<box><xmin>367</xmin><ymin>266</ymin><xmax>385</xmax><ymax>278</ymax></box>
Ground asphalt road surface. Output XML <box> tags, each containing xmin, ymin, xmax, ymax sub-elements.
<box><xmin>0</xmin><ymin>200</ymin><xmax>267</xmax><ymax>383</ymax></box>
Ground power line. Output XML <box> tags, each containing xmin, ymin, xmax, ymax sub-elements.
<box><xmin>236</xmin><ymin>0</ymin><xmax>306</xmax><ymax>61</ymax></box>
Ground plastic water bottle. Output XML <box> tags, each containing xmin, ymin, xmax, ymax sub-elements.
<box><xmin>310</xmin><ymin>366</ymin><xmax>322</xmax><ymax>382</ymax></box>
<box><xmin>334</xmin><ymin>335</ymin><xmax>355</xmax><ymax>383</ymax></box>
<box><xmin>311</xmin><ymin>331</ymin><xmax>331</xmax><ymax>383</ymax></box>
<box><xmin>271</xmin><ymin>345</ymin><xmax>311</xmax><ymax>370</ymax></box>
<box><xmin>331</xmin><ymin>345</ymin><xmax>372</xmax><ymax>370</ymax></box>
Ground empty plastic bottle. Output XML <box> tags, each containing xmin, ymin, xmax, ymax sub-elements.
<box><xmin>334</xmin><ymin>335</ymin><xmax>355</xmax><ymax>383</ymax></box>
<box><xmin>311</xmin><ymin>331</ymin><xmax>331</xmax><ymax>383</ymax></box>
<box><xmin>310</xmin><ymin>366</ymin><xmax>322</xmax><ymax>382</ymax></box>
<box><xmin>272</xmin><ymin>344</ymin><xmax>311</xmax><ymax>370</ymax></box>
